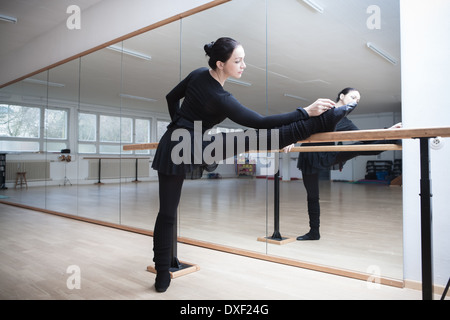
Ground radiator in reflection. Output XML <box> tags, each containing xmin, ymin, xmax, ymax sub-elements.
<box><xmin>88</xmin><ymin>158</ymin><xmax>149</xmax><ymax>180</ymax></box>
<box><xmin>5</xmin><ymin>161</ymin><xmax>50</xmax><ymax>181</ymax></box>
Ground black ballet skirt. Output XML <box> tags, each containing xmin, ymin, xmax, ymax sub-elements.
<box><xmin>297</xmin><ymin>142</ymin><xmax>341</xmax><ymax>175</ymax></box>
<box><xmin>151</xmin><ymin>119</ymin><xmax>219</xmax><ymax>179</ymax></box>
<box><xmin>297</xmin><ymin>117</ymin><xmax>359</xmax><ymax>174</ymax></box>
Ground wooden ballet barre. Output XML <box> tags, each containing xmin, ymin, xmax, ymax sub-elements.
<box><xmin>123</xmin><ymin>127</ymin><xmax>450</xmax><ymax>152</ymax></box>
<box><xmin>123</xmin><ymin>142</ymin><xmax>158</xmax><ymax>151</ymax></box>
<box><xmin>299</xmin><ymin>126</ymin><xmax>450</xmax><ymax>143</ymax></box>
<box><xmin>289</xmin><ymin>144</ymin><xmax>402</xmax><ymax>153</ymax></box>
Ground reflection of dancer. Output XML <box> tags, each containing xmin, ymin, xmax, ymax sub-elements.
<box><xmin>150</xmin><ymin>37</ymin><xmax>354</xmax><ymax>292</ymax></box>
<box><xmin>293</xmin><ymin>88</ymin><xmax>402</xmax><ymax>241</ymax></box>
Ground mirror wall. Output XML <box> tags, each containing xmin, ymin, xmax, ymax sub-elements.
<box><xmin>0</xmin><ymin>0</ymin><xmax>403</xmax><ymax>281</ymax></box>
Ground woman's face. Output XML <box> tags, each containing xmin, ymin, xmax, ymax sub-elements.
<box><xmin>341</xmin><ymin>90</ymin><xmax>361</xmax><ymax>105</ymax></box>
<box><xmin>222</xmin><ymin>45</ymin><xmax>246</xmax><ymax>79</ymax></box>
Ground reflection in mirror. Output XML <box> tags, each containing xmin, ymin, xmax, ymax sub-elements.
<box><xmin>76</xmin><ymin>46</ymin><xmax>124</xmax><ymax>224</ymax></box>
<box><xmin>265</xmin><ymin>0</ymin><xmax>402</xmax><ymax>280</ymax></box>
<box><xmin>119</xmin><ymin>20</ymin><xmax>181</xmax><ymax>230</ymax></box>
<box><xmin>0</xmin><ymin>70</ymin><xmax>49</xmax><ymax>210</ymax></box>
<box><xmin>0</xmin><ymin>0</ymin><xmax>403</xmax><ymax>283</ymax></box>
<box><xmin>177</xmin><ymin>0</ymin><xmax>269</xmax><ymax>255</ymax></box>
<box><xmin>44</xmin><ymin>58</ymin><xmax>81</xmax><ymax>215</ymax></box>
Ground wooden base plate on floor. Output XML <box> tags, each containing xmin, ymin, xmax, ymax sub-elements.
<box><xmin>257</xmin><ymin>236</ymin><xmax>296</xmax><ymax>245</ymax></box>
<box><xmin>147</xmin><ymin>262</ymin><xmax>200</xmax><ymax>279</ymax></box>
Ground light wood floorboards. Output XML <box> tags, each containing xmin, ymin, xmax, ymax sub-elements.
<box><xmin>0</xmin><ymin>203</ymin><xmax>441</xmax><ymax>300</ymax></box>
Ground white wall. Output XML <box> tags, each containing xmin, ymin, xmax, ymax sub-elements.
<box><xmin>400</xmin><ymin>0</ymin><xmax>450</xmax><ymax>288</ymax></box>
<box><xmin>0</xmin><ymin>0</ymin><xmax>216</xmax><ymax>86</ymax></box>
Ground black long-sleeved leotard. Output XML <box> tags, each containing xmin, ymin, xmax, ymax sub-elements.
<box><xmin>153</xmin><ymin>67</ymin><xmax>310</xmax><ymax>176</ymax></box>
<box><xmin>166</xmin><ymin>67</ymin><xmax>309</xmax><ymax>130</ymax></box>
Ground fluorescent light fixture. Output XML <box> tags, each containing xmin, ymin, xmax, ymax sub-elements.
<box><xmin>0</xmin><ymin>14</ymin><xmax>17</xmax><ymax>23</ymax></box>
<box><xmin>367</xmin><ymin>42</ymin><xmax>398</xmax><ymax>65</ymax></box>
<box><xmin>119</xmin><ymin>93</ymin><xmax>157</xmax><ymax>103</ymax></box>
<box><xmin>107</xmin><ymin>44</ymin><xmax>151</xmax><ymax>61</ymax></box>
<box><xmin>302</xmin><ymin>0</ymin><xmax>324</xmax><ymax>13</ymax></box>
<box><xmin>284</xmin><ymin>94</ymin><xmax>309</xmax><ymax>102</ymax></box>
<box><xmin>226</xmin><ymin>78</ymin><xmax>252</xmax><ymax>87</ymax></box>
<box><xmin>23</xmin><ymin>78</ymin><xmax>65</xmax><ymax>88</ymax></box>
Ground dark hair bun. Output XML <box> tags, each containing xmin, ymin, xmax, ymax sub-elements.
<box><xmin>204</xmin><ymin>37</ymin><xmax>240</xmax><ymax>69</ymax></box>
<box><xmin>204</xmin><ymin>41</ymin><xmax>215</xmax><ymax>56</ymax></box>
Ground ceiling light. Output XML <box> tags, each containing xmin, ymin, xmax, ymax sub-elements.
<box><xmin>367</xmin><ymin>42</ymin><xmax>398</xmax><ymax>65</ymax></box>
<box><xmin>302</xmin><ymin>0</ymin><xmax>324</xmax><ymax>13</ymax></box>
<box><xmin>23</xmin><ymin>78</ymin><xmax>65</xmax><ymax>88</ymax></box>
<box><xmin>0</xmin><ymin>14</ymin><xmax>17</xmax><ymax>24</ymax></box>
<box><xmin>226</xmin><ymin>78</ymin><xmax>252</xmax><ymax>87</ymax></box>
<box><xmin>107</xmin><ymin>45</ymin><xmax>151</xmax><ymax>61</ymax></box>
<box><xmin>119</xmin><ymin>93</ymin><xmax>157</xmax><ymax>102</ymax></box>
<box><xmin>284</xmin><ymin>94</ymin><xmax>309</xmax><ymax>102</ymax></box>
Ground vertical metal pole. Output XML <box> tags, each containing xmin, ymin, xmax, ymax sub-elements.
<box><xmin>98</xmin><ymin>159</ymin><xmax>102</xmax><ymax>184</ymax></box>
<box><xmin>271</xmin><ymin>169</ymin><xmax>282</xmax><ymax>240</ymax></box>
<box><xmin>134</xmin><ymin>158</ymin><xmax>138</xmax><ymax>182</ymax></box>
<box><xmin>419</xmin><ymin>137</ymin><xmax>433</xmax><ymax>300</ymax></box>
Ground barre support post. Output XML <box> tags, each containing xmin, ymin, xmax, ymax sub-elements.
<box><xmin>419</xmin><ymin>137</ymin><xmax>433</xmax><ymax>300</ymax></box>
<box><xmin>257</xmin><ymin>153</ymin><xmax>295</xmax><ymax>245</ymax></box>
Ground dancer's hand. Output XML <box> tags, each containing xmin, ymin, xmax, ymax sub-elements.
<box><xmin>304</xmin><ymin>99</ymin><xmax>336</xmax><ymax>117</ymax></box>
<box><xmin>282</xmin><ymin>144</ymin><xmax>295</xmax><ymax>153</ymax></box>
<box><xmin>389</xmin><ymin>122</ymin><xmax>403</xmax><ymax>129</ymax></box>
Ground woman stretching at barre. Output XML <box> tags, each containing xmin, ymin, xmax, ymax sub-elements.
<box><xmin>285</xmin><ymin>87</ymin><xmax>402</xmax><ymax>241</ymax></box>
<box><xmin>151</xmin><ymin>37</ymin><xmax>355</xmax><ymax>292</ymax></box>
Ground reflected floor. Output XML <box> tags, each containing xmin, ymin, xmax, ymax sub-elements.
<box><xmin>0</xmin><ymin>178</ymin><xmax>403</xmax><ymax>280</ymax></box>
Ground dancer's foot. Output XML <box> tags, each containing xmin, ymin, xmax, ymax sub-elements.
<box><xmin>316</xmin><ymin>102</ymin><xmax>358</xmax><ymax>133</ymax></box>
<box><xmin>296</xmin><ymin>230</ymin><xmax>320</xmax><ymax>241</ymax></box>
<box><xmin>155</xmin><ymin>270</ymin><xmax>171</xmax><ymax>292</ymax></box>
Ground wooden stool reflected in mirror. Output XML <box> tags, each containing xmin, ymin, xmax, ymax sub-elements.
<box><xmin>15</xmin><ymin>172</ymin><xmax>28</xmax><ymax>189</ymax></box>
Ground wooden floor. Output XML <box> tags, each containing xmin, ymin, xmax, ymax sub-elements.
<box><xmin>1</xmin><ymin>178</ymin><xmax>404</xmax><ymax>281</ymax></box>
<box><xmin>0</xmin><ymin>202</ymin><xmax>438</xmax><ymax>300</ymax></box>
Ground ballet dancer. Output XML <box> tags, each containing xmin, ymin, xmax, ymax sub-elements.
<box><xmin>151</xmin><ymin>37</ymin><xmax>355</xmax><ymax>292</ymax></box>
<box><xmin>287</xmin><ymin>87</ymin><xmax>402</xmax><ymax>241</ymax></box>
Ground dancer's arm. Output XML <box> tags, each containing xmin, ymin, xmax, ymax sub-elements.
<box><xmin>165</xmin><ymin>72</ymin><xmax>194</xmax><ymax>120</ymax></box>
<box><xmin>219</xmin><ymin>94</ymin><xmax>335</xmax><ymax>129</ymax></box>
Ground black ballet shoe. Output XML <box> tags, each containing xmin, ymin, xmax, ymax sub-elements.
<box><xmin>155</xmin><ymin>270</ymin><xmax>171</xmax><ymax>293</ymax></box>
<box><xmin>332</xmin><ymin>101</ymin><xmax>358</xmax><ymax>120</ymax></box>
<box><xmin>319</xmin><ymin>102</ymin><xmax>358</xmax><ymax>132</ymax></box>
<box><xmin>296</xmin><ymin>230</ymin><xmax>320</xmax><ymax>241</ymax></box>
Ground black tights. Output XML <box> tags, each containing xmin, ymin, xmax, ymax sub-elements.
<box><xmin>301</xmin><ymin>149</ymin><xmax>384</xmax><ymax>232</ymax></box>
<box><xmin>153</xmin><ymin>173</ymin><xmax>184</xmax><ymax>272</ymax></box>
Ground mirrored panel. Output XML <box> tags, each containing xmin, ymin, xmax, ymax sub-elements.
<box><xmin>119</xmin><ymin>20</ymin><xmax>182</xmax><ymax>230</ymax></box>
<box><xmin>76</xmin><ymin>46</ymin><xmax>124</xmax><ymax>224</ymax></box>
<box><xmin>0</xmin><ymin>0</ymin><xmax>403</xmax><ymax>282</ymax></box>
<box><xmin>44</xmin><ymin>58</ymin><xmax>81</xmax><ymax>215</ymax></box>
<box><xmin>177</xmin><ymin>0</ymin><xmax>270</xmax><ymax>255</ymax></box>
<box><xmin>1</xmin><ymin>70</ymin><xmax>50</xmax><ymax>209</ymax></box>
<box><xmin>264</xmin><ymin>0</ymin><xmax>402</xmax><ymax>280</ymax></box>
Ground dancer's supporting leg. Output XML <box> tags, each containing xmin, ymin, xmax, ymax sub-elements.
<box><xmin>153</xmin><ymin>172</ymin><xmax>184</xmax><ymax>292</ymax></box>
<box><xmin>297</xmin><ymin>173</ymin><xmax>321</xmax><ymax>240</ymax></box>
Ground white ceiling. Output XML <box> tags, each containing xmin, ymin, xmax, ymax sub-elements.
<box><xmin>0</xmin><ymin>0</ymin><xmax>401</xmax><ymax>122</ymax></box>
